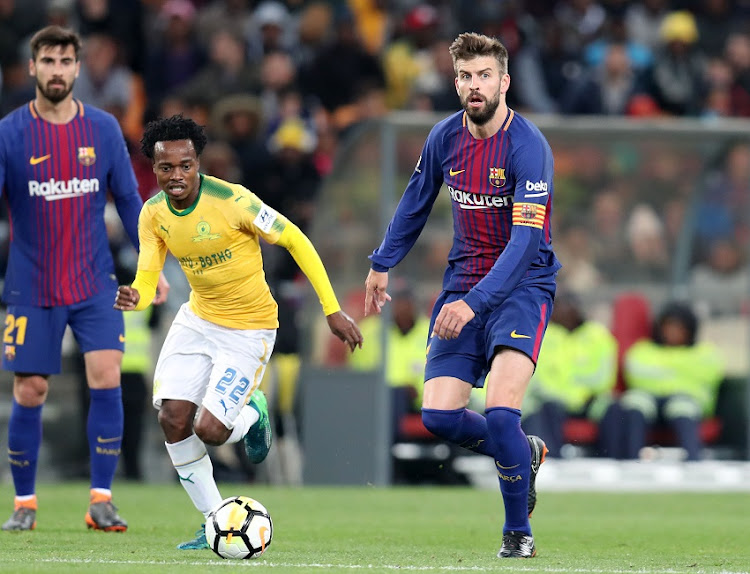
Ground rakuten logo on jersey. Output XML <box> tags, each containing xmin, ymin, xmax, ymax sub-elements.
<box><xmin>448</xmin><ymin>185</ymin><xmax>512</xmax><ymax>210</ymax></box>
<box><xmin>525</xmin><ymin>180</ymin><xmax>548</xmax><ymax>192</ymax></box>
<box><xmin>28</xmin><ymin>178</ymin><xmax>100</xmax><ymax>201</ymax></box>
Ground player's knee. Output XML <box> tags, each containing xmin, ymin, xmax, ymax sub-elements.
<box><xmin>422</xmin><ymin>408</ymin><xmax>464</xmax><ymax>443</ymax></box>
<box><xmin>158</xmin><ymin>406</ymin><xmax>193</xmax><ymax>442</ymax></box>
<box><xmin>194</xmin><ymin>418</ymin><xmax>229</xmax><ymax>446</ymax></box>
<box><xmin>13</xmin><ymin>376</ymin><xmax>48</xmax><ymax>406</ymax></box>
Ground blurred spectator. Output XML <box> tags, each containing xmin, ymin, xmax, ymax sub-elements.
<box><xmin>180</xmin><ymin>26</ymin><xmax>260</xmax><ymax>106</ymax></box>
<box><xmin>642</xmin><ymin>11</ymin><xmax>708</xmax><ymax>116</ymax></box>
<box><xmin>247</xmin><ymin>1</ymin><xmax>295</xmax><ymax>65</ymax></box>
<box><xmin>144</xmin><ymin>0</ymin><xmax>205</xmax><ymax>112</ymax></box>
<box><xmin>295</xmin><ymin>2</ymin><xmax>334</xmax><ymax>69</ymax></box>
<box><xmin>412</xmin><ymin>38</ymin><xmax>460</xmax><ymax>112</ymax></box>
<box><xmin>624</xmin><ymin>0</ymin><xmax>669</xmax><ymax>53</ymax></box>
<box><xmin>0</xmin><ymin>0</ymin><xmax>46</xmax><ymax>68</ymax></box>
<box><xmin>695</xmin><ymin>0</ymin><xmax>737</xmax><ymax>59</ymax></box>
<box><xmin>74</xmin><ymin>32</ymin><xmax>132</xmax><ymax>112</ymax></box>
<box><xmin>0</xmin><ymin>54</ymin><xmax>33</xmax><ymax>116</ymax></box>
<box><xmin>76</xmin><ymin>0</ymin><xmax>144</xmax><ymax>73</ymax></box>
<box><xmin>258</xmin><ymin>50</ymin><xmax>301</xmax><ymax>126</ymax></box>
<box><xmin>625</xmin><ymin>204</ymin><xmax>670</xmax><ymax>282</ymax></box>
<box><xmin>555</xmin><ymin>225</ymin><xmax>604</xmax><ymax>293</ymax></box>
<box><xmin>513</xmin><ymin>18</ymin><xmax>583</xmax><ymax>114</ymax></box>
<box><xmin>690</xmin><ymin>238</ymin><xmax>750</xmax><ymax>316</ymax></box>
<box><xmin>584</xmin><ymin>14</ymin><xmax>652</xmax><ymax>72</ymax></box>
<box><xmin>382</xmin><ymin>3</ymin><xmax>441</xmax><ymax>110</ymax></box>
<box><xmin>194</xmin><ymin>0</ymin><xmax>254</xmax><ymax>50</ymax></box>
<box><xmin>561</xmin><ymin>43</ymin><xmax>642</xmax><ymax>115</ymax></box>
<box><xmin>209</xmin><ymin>93</ymin><xmax>269</xmax><ymax>190</ymax></box>
<box><xmin>724</xmin><ymin>33</ymin><xmax>750</xmax><ymax>116</ymax></box>
<box><xmin>300</xmin><ymin>7</ymin><xmax>386</xmax><ymax>134</ymax></box>
<box><xmin>554</xmin><ymin>0</ymin><xmax>607</xmax><ymax>57</ymax></box>
<box><xmin>615</xmin><ymin>302</ymin><xmax>724</xmax><ymax>461</ymax></box>
<box><xmin>348</xmin><ymin>281</ymin><xmax>430</xmax><ymax>443</ymax></box>
<box><xmin>522</xmin><ymin>294</ymin><xmax>618</xmax><ymax>458</ymax></box>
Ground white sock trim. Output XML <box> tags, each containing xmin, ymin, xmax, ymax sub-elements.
<box><xmin>165</xmin><ymin>434</ymin><xmax>207</xmax><ymax>467</ymax></box>
<box><xmin>225</xmin><ymin>404</ymin><xmax>260</xmax><ymax>444</ymax></box>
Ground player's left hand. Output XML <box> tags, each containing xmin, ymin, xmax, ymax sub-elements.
<box><xmin>432</xmin><ymin>299</ymin><xmax>475</xmax><ymax>340</ymax></box>
<box><xmin>114</xmin><ymin>285</ymin><xmax>141</xmax><ymax>311</ymax></box>
<box><xmin>327</xmin><ymin>310</ymin><xmax>364</xmax><ymax>352</ymax></box>
<box><xmin>153</xmin><ymin>272</ymin><xmax>170</xmax><ymax>305</ymax></box>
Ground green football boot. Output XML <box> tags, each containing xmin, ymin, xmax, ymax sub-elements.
<box><xmin>244</xmin><ymin>389</ymin><xmax>272</xmax><ymax>464</ymax></box>
<box><xmin>177</xmin><ymin>523</ymin><xmax>209</xmax><ymax>550</ymax></box>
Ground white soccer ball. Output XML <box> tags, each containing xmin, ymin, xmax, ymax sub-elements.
<box><xmin>205</xmin><ymin>496</ymin><xmax>273</xmax><ymax>559</ymax></box>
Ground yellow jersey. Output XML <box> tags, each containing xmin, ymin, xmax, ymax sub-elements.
<box><xmin>133</xmin><ymin>174</ymin><xmax>340</xmax><ymax>329</ymax></box>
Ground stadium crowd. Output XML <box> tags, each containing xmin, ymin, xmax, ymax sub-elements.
<box><xmin>0</xmin><ymin>0</ymin><xmax>748</xmax><ymax>476</ymax></box>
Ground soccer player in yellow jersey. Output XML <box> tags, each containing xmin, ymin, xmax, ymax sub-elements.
<box><xmin>114</xmin><ymin>115</ymin><xmax>363</xmax><ymax>550</ymax></box>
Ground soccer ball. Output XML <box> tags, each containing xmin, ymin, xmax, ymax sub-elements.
<box><xmin>205</xmin><ymin>496</ymin><xmax>273</xmax><ymax>559</ymax></box>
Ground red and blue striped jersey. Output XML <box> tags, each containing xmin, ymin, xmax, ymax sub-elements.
<box><xmin>0</xmin><ymin>100</ymin><xmax>142</xmax><ymax>307</ymax></box>
<box><xmin>370</xmin><ymin>109</ymin><xmax>561</xmax><ymax>318</ymax></box>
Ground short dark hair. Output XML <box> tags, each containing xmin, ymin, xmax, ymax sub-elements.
<box><xmin>449</xmin><ymin>32</ymin><xmax>508</xmax><ymax>75</ymax></box>
<box><xmin>140</xmin><ymin>114</ymin><xmax>208</xmax><ymax>160</ymax></box>
<box><xmin>30</xmin><ymin>26</ymin><xmax>82</xmax><ymax>61</ymax></box>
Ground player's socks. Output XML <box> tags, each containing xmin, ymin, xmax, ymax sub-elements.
<box><xmin>486</xmin><ymin>406</ymin><xmax>532</xmax><ymax>535</ymax></box>
<box><xmin>88</xmin><ymin>387</ymin><xmax>124</xmax><ymax>490</ymax></box>
<box><xmin>421</xmin><ymin>408</ymin><xmax>495</xmax><ymax>456</ymax></box>
<box><xmin>8</xmin><ymin>400</ymin><xmax>42</xmax><ymax>497</ymax></box>
<box><xmin>225</xmin><ymin>404</ymin><xmax>260</xmax><ymax>444</ymax></box>
<box><xmin>166</xmin><ymin>434</ymin><xmax>223</xmax><ymax>516</ymax></box>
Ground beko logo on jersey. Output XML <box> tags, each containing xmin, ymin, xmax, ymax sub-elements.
<box><xmin>448</xmin><ymin>185</ymin><xmax>512</xmax><ymax>210</ymax></box>
<box><xmin>525</xmin><ymin>180</ymin><xmax>548</xmax><ymax>192</ymax></box>
<box><xmin>28</xmin><ymin>178</ymin><xmax>101</xmax><ymax>201</ymax></box>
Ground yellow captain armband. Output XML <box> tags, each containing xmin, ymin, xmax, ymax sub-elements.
<box><xmin>130</xmin><ymin>270</ymin><xmax>161</xmax><ymax>311</ymax></box>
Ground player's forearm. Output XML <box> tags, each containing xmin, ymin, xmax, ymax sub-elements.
<box><xmin>369</xmin><ymin>171</ymin><xmax>440</xmax><ymax>271</ymax></box>
<box><xmin>130</xmin><ymin>269</ymin><xmax>160</xmax><ymax>311</ymax></box>
<box><xmin>276</xmin><ymin>223</ymin><xmax>340</xmax><ymax>315</ymax></box>
<box><xmin>113</xmin><ymin>195</ymin><xmax>142</xmax><ymax>250</ymax></box>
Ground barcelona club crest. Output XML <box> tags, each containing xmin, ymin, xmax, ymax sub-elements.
<box><xmin>77</xmin><ymin>146</ymin><xmax>96</xmax><ymax>166</ymax></box>
<box><xmin>489</xmin><ymin>167</ymin><xmax>506</xmax><ymax>187</ymax></box>
<box><xmin>520</xmin><ymin>204</ymin><xmax>538</xmax><ymax>219</ymax></box>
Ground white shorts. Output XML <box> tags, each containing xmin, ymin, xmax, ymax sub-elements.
<box><xmin>152</xmin><ymin>304</ymin><xmax>276</xmax><ymax>429</ymax></box>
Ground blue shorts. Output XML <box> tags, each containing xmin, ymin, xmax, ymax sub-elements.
<box><xmin>2</xmin><ymin>286</ymin><xmax>125</xmax><ymax>375</ymax></box>
<box><xmin>424</xmin><ymin>277</ymin><xmax>555</xmax><ymax>387</ymax></box>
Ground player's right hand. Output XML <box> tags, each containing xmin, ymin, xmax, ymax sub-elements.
<box><xmin>327</xmin><ymin>310</ymin><xmax>364</xmax><ymax>352</ymax></box>
<box><xmin>364</xmin><ymin>269</ymin><xmax>391</xmax><ymax>316</ymax></box>
<box><xmin>114</xmin><ymin>285</ymin><xmax>141</xmax><ymax>311</ymax></box>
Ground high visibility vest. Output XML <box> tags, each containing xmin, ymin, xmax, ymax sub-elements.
<box><xmin>624</xmin><ymin>339</ymin><xmax>724</xmax><ymax>416</ymax></box>
<box><xmin>528</xmin><ymin>321</ymin><xmax>618</xmax><ymax>412</ymax></box>
<box><xmin>121</xmin><ymin>309</ymin><xmax>152</xmax><ymax>374</ymax></box>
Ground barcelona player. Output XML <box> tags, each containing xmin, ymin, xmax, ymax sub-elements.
<box><xmin>114</xmin><ymin>115</ymin><xmax>362</xmax><ymax>549</ymax></box>
<box><xmin>0</xmin><ymin>26</ymin><xmax>170</xmax><ymax>532</ymax></box>
<box><xmin>364</xmin><ymin>33</ymin><xmax>560</xmax><ymax>558</ymax></box>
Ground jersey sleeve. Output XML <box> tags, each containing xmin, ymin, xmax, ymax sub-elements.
<box><xmin>463</xmin><ymin>134</ymin><xmax>553</xmax><ymax>318</ymax></box>
<box><xmin>105</xmin><ymin>114</ymin><xmax>142</xmax><ymax>250</ymax></box>
<box><xmin>0</xmin><ymin>124</ymin><xmax>7</xmax><ymax>195</ymax></box>
<box><xmin>237</xmin><ymin>189</ymin><xmax>341</xmax><ymax>316</ymax></box>
<box><xmin>368</xmin><ymin>125</ymin><xmax>444</xmax><ymax>271</ymax></box>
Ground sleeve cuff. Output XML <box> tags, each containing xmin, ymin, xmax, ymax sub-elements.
<box><xmin>370</xmin><ymin>262</ymin><xmax>389</xmax><ymax>272</ymax></box>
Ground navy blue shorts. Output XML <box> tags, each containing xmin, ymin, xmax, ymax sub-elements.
<box><xmin>2</xmin><ymin>285</ymin><xmax>125</xmax><ymax>375</ymax></box>
<box><xmin>424</xmin><ymin>278</ymin><xmax>555</xmax><ymax>387</ymax></box>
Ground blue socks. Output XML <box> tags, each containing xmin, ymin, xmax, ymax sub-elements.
<box><xmin>486</xmin><ymin>407</ymin><xmax>532</xmax><ymax>535</ymax></box>
<box><xmin>8</xmin><ymin>400</ymin><xmax>43</xmax><ymax>497</ymax></box>
<box><xmin>88</xmin><ymin>387</ymin><xmax>124</xmax><ymax>490</ymax></box>
<box><xmin>422</xmin><ymin>408</ymin><xmax>495</xmax><ymax>456</ymax></box>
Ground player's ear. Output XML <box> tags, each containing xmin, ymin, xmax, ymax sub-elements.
<box><xmin>501</xmin><ymin>73</ymin><xmax>510</xmax><ymax>95</ymax></box>
<box><xmin>454</xmin><ymin>76</ymin><xmax>459</xmax><ymax>96</ymax></box>
<box><xmin>28</xmin><ymin>58</ymin><xmax>36</xmax><ymax>78</ymax></box>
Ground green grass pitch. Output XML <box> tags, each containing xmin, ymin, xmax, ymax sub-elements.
<box><xmin>0</xmin><ymin>482</ymin><xmax>748</xmax><ymax>573</ymax></box>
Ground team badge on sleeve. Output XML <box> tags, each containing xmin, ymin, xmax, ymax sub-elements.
<box><xmin>77</xmin><ymin>147</ymin><xmax>96</xmax><ymax>166</ymax></box>
<box><xmin>489</xmin><ymin>167</ymin><xmax>506</xmax><ymax>187</ymax></box>
<box><xmin>512</xmin><ymin>202</ymin><xmax>546</xmax><ymax>229</ymax></box>
<box><xmin>253</xmin><ymin>205</ymin><xmax>278</xmax><ymax>233</ymax></box>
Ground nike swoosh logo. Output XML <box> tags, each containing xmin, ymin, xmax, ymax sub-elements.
<box><xmin>449</xmin><ymin>168</ymin><xmax>465</xmax><ymax>176</ymax></box>
<box><xmin>97</xmin><ymin>436</ymin><xmax>122</xmax><ymax>444</ymax></box>
<box><xmin>119</xmin><ymin>334</ymin><xmax>126</xmax><ymax>343</ymax></box>
<box><xmin>510</xmin><ymin>330</ymin><xmax>531</xmax><ymax>339</ymax></box>
<box><xmin>259</xmin><ymin>526</ymin><xmax>269</xmax><ymax>552</ymax></box>
<box><xmin>30</xmin><ymin>154</ymin><xmax>51</xmax><ymax>165</ymax></box>
<box><xmin>7</xmin><ymin>450</ymin><xmax>24</xmax><ymax>456</ymax></box>
<box><xmin>496</xmin><ymin>462</ymin><xmax>520</xmax><ymax>470</ymax></box>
